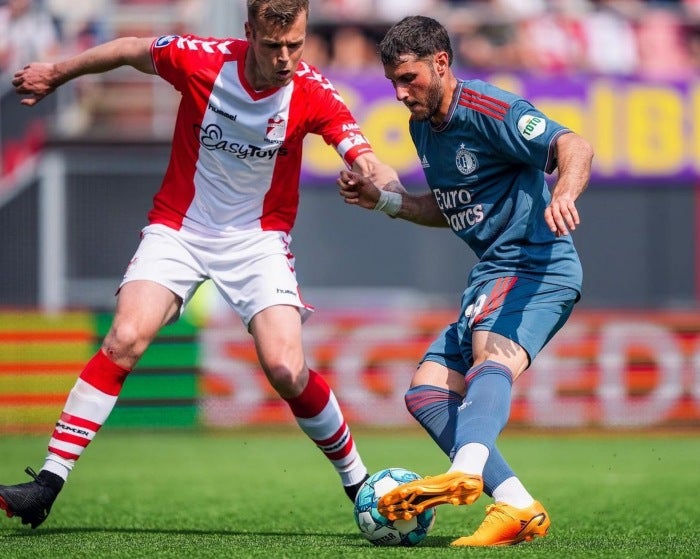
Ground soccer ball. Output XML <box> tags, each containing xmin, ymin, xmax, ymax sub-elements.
<box><xmin>353</xmin><ymin>467</ymin><xmax>436</xmax><ymax>546</ymax></box>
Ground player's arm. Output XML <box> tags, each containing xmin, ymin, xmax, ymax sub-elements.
<box><xmin>12</xmin><ymin>37</ymin><xmax>156</xmax><ymax>107</ymax></box>
<box><xmin>350</xmin><ymin>151</ymin><xmax>400</xmax><ymax>191</ymax></box>
<box><xmin>545</xmin><ymin>131</ymin><xmax>594</xmax><ymax>237</ymax></box>
<box><xmin>338</xmin><ymin>169</ymin><xmax>447</xmax><ymax>227</ymax></box>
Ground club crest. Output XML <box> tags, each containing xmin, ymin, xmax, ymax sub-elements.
<box><xmin>456</xmin><ymin>144</ymin><xmax>478</xmax><ymax>175</ymax></box>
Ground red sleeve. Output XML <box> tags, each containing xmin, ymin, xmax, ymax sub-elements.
<box><xmin>150</xmin><ymin>34</ymin><xmax>244</xmax><ymax>92</ymax></box>
<box><xmin>295</xmin><ymin>61</ymin><xmax>374</xmax><ymax>167</ymax></box>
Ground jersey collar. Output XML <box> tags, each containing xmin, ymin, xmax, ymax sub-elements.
<box><xmin>431</xmin><ymin>80</ymin><xmax>464</xmax><ymax>133</ymax></box>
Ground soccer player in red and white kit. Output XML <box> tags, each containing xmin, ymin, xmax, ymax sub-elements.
<box><xmin>1</xmin><ymin>0</ymin><xmax>396</xmax><ymax>529</ymax></box>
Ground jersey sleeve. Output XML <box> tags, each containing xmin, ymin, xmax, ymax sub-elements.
<box><xmin>484</xmin><ymin>99</ymin><xmax>570</xmax><ymax>174</ymax></box>
<box><xmin>150</xmin><ymin>34</ymin><xmax>241</xmax><ymax>93</ymax></box>
<box><xmin>296</xmin><ymin>62</ymin><xmax>374</xmax><ymax>167</ymax></box>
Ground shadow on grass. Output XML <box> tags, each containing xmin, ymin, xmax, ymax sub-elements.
<box><xmin>1</xmin><ymin>526</ymin><xmax>455</xmax><ymax>548</ymax></box>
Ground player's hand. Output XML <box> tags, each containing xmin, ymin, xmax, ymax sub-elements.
<box><xmin>12</xmin><ymin>63</ymin><xmax>58</xmax><ymax>106</ymax></box>
<box><xmin>545</xmin><ymin>195</ymin><xmax>579</xmax><ymax>237</ymax></box>
<box><xmin>337</xmin><ymin>170</ymin><xmax>381</xmax><ymax>210</ymax></box>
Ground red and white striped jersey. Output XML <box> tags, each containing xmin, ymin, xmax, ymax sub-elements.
<box><xmin>148</xmin><ymin>34</ymin><xmax>373</xmax><ymax>235</ymax></box>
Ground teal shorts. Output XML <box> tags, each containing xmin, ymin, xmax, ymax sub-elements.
<box><xmin>422</xmin><ymin>276</ymin><xmax>579</xmax><ymax>374</ymax></box>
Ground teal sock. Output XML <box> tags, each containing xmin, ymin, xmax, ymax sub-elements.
<box><xmin>405</xmin><ymin>383</ymin><xmax>515</xmax><ymax>496</ymax></box>
<box><xmin>452</xmin><ymin>360</ymin><xmax>513</xmax><ymax>456</ymax></box>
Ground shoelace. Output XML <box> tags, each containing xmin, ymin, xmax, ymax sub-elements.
<box><xmin>478</xmin><ymin>504</ymin><xmax>516</xmax><ymax>529</ymax></box>
<box><xmin>24</xmin><ymin>467</ymin><xmax>44</xmax><ymax>485</ymax></box>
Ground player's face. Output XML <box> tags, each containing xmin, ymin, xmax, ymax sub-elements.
<box><xmin>385</xmin><ymin>55</ymin><xmax>445</xmax><ymax>123</ymax></box>
<box><xmin>245</xmin><ymin>11</ymin><xmax>307</xmax><ymax>90</ymax></box>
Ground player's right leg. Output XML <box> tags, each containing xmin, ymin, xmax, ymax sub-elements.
<box><xmin>1</xmin><ymin>230</ymin><xmax>191</xmax><ymax>529</ymax></box>
<box><xmin>378</xmin><ymin>360</ymin><xmax>483</xmax><ymax>520</ymax></box>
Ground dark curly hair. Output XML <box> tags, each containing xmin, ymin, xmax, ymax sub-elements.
<box><xmin>379</xmin><ymin>16</ymin><xmax>453</xmax><ymax>67</ymax></box>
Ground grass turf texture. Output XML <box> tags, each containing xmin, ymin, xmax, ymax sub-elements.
<box><xmin>0</xmin><ymin>429</ymin><xmax>697</xmax><ymax>558</ymax></box>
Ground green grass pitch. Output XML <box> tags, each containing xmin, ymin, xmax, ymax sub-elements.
<box><xmin>0</xmin><ymin>428</ymin><xmax>697</xmax><ymax>558</ymax></box>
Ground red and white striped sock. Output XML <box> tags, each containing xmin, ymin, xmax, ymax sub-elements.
<box><xmin>284</xmin><ymin>370</ymin><xmax>367</xmax><ymax>486</ymax></box>
<box><xmin>41</xmin><ymin>350</ymin><xmax>130</xmax><ymax>481</ymax></box>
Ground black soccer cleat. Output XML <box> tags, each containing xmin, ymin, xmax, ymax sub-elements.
<box><xmin>344</xmin><ymin>473</ymin><xmax>370</xmax><ymax>503</ymax></box>
<box><xmin>0</xmin><ymin>467</ymin><xmax>64</xmax><ymax>529</ymax></box>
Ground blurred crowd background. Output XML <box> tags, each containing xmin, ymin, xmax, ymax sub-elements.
<box><xmin>2</xmin><ymin>0</ymin><xmax>700</xmax><ymax>81</ymax></box>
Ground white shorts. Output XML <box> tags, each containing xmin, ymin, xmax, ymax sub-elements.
<box><xmin>120</xmin><ymin>224</ymin><xmax>314</xmax><ymax>326</ymax></box>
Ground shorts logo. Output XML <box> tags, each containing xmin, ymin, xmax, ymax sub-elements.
<box><xmin>155</xmin><ymin>35</ymin><xmax>179</xmax><ymax>48</ymax></box>
<box><xmin>456</xmin><ymin>144</ymin><xmax>478</xmax><ymax>175</ymax></box>
<box><xmin>276</xmin><ymin>288</ymin><xmax>296</xmax><ymax>296</ymax></box>
<box><xmin>518</xmin><ymin>114</ymin><xmax>546</xmax><ymax>140</ymax></box>
<box><xmin>266</xmin><ymin>115</ymin><xmax>287</xmax><ymax>144</ymax></box>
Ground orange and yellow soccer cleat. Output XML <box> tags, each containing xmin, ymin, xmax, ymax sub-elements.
<box><xmin>451</xmin><ymin>500</ymin><xmax>550</xmax><ymax>547</ymax></box>
<box><xmin>377</xmin><ymin>471</ymin><xmax>483</xmax><ymax>521</ymax></box>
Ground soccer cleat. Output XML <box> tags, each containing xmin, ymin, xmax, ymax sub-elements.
<box><xmin>451</xmin><ymin>500</ymin><xmax>550</xmax><ymax>547</ymax></box>
<box><xmin>344</xmin><ymin>473</ymin><xmax>369</xmax><ymax>503</ymax></box>
<box><xmin>0</xmin><ymin>467</ymin><xmax>64</xmax><ymax>529</ymax></box>
<box><xmin>377</xmin><ymin>471</ymin><xmax>482</xmax><ymax>521</ymax></box>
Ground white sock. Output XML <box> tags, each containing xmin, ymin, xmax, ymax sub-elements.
<box><xmin>41</xmin><ymin>457</ymin><xmax>71</xmax><ymax>480</ymax></box>
<box><xmin>492</xmin><ymin>476</ymin><xmax>535</xmax><ymax>508</ymax></box>
<box><xmin>448</xmin><ymin>442</ymin><xmax>489</xmax><ymax>476</ymax></box>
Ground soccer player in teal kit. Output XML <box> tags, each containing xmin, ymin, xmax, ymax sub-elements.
<box><xmin>338</xmin><ymin>16</ymin><xmax>593</xmax><ymax>547</ymax></box>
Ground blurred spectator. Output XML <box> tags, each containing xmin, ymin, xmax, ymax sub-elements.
<box><xmin>330</xmin><ymin>26</ymin><xmax>378</xmax><ymax>72</ymax></box>
<box><xmin>687</xmin><ymin>22</ymin><xmax>700</xmax><ymax>72</ymax></box>
<box><xmin>635</xmin><ymin>7</ymin><xmax>693</xmax><ymax>79</ymax></box>
<box><xmin>44</xmin><ymin>0</ymin><xmax>111</xmax><ymax>52</ymax></box>
<box><xmin>317</xmin><ymin>0</ymin><xmax>373</xmax><ymax>20</ymax></box>
<box><xmin>304</xmin><ymin>31</ymin><xmax>331</xmax><ymax>68</ymax></box>
<box><xmin>514</xmin><ymin>0</ymin><xmax>589</xmax><ymax>75</ymax></box>
<box><xmin>582</xmin><ymin>0</ymin><xmax>640</xmax><ymax>75</ymax></box>
<box><xmin>0</xmin><ymin>0</ymin><xmax>60</xmax><ymax>75</ymax></box>
<box><xmin>375</xmin><ymin>0</ymin><xmax>439</xmax><ymax>20</ymax></box>
<box><xmin>454</xmin><ymin>18</ymin><xmax>522</xmax><ymax>71</ymax></box>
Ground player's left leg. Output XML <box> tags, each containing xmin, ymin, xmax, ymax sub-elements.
<box><xmin>397</xmin><ymin>373</ymin><xmax>550</xmax><ymax>544</ymax></box>
<box><xmin>249</xmin><ymin>305</ymin><xmax>367</xmax><ymax>502</ymax></box>
<box><xmin>447</xmin><ymin>278</ymin><xmax>577</xmax><ymax>546</ymax></box>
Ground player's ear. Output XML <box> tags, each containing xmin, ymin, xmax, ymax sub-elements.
<box><xmin>244</xmin><ymin>21</ymin><xmax>254</xmax><ymax>41</ymax></box>
<box><xmin>434</xmin><ymin>51</ymin><xmax>449</xmax><ymax>75</ymax></box>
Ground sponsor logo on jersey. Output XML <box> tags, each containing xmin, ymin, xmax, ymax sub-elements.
<box><xmin>195</xmin><ymin>123</ymin><xmax>286</xmax><ymax>159</ymax></box>
<box><xmin>155</xmin><ymin>35</ymin><xmax>179</xmax><ymax>48</ymax></box>
<box><xmin>518</xmin><ymin>114</ymin><xmax>546</xmax><ymax>140</ymax></box>
<box><xmin>432</xmin><ymin>187</ymin><xmax>484</xmax><ymax>232</ymax></box>
<box><xmin>343</xmin><ymin>131</ymin><xmax>370</xmax><ymax>147</ymax></box>
<box><xmin>265</xmin><ymin>115</ymin><xmax>287</xmax><ymax>144</ymax></box>
<box><xmin>208</xmin><ymin>102</ymin><xmax>237</xmax><ymax>122</ymax></box>
<box><xmin>455</xmin><ymin>144</ymin><xmax>478</xmax><ymax>175</ymax></box>
<box><xmin>421</xmin><ymin>154</ymin><xmax>430</xmax><ymax>168</ymax></box>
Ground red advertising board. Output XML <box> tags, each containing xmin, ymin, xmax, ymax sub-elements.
<box><xmin>201</xmin><ymin>309</ymin><xmax>700</xmax><ymax>429</ymax></box>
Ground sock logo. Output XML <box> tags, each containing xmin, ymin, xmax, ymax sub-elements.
<box><xmin>55</xmin><ymin>421</ymin><xmax>90</xmax><ymax>437</ymax></box>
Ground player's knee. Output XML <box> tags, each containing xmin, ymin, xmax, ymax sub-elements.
<box><xmin>265</xmin><ymin>362</ymin><xmax>305</xmax><ymax>396</ymax></box>
<box><xmin>102</xmin><ymin>322</ymin><xmax>150</xmax><ymax>364</ymax></box>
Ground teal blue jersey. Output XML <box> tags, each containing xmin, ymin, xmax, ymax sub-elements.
<box><xmin>410</xmin><ymin>79</ymin><xmax>582</xmax><ymax>294</ymax></box>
